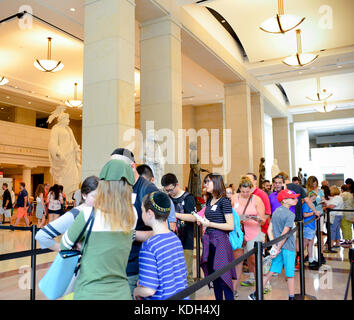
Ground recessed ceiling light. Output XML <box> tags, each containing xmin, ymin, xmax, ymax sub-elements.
<box><xmin>28</xmin><ymin>101</ymin><xmax>31</xmax><ymax>104</ymax></box>
<box><xmin>14</xmin><ymin>86</ymin><xmax>18</xmax><ymax>88</ymax></box>
<box><xmin>221</xmin><ymin>20</ymin><xmax>226</xmax><ymax>23</ymax></box>
<box><xmin>337</xmin><ymin>65</ymin><xmax>343</xmax><ymax>68</ymax></box>
<box><xmin>0</xmin><ymin>107</ymin><xmax>4</xmax><ymax>110</ymax></box>
<box><xmin>6</xmin><ymin>96</ymin><xmax>10</xmax><ymax>99</ymax></box>
<box><xmin>70</xmin><ymin>8</ymin><xmax>76</xmax><ymax>12</ymax></box>
<box><xmin>299</xmin><ymin>71</ymin><xmax>303</xmax><ymax>74</ymax></box>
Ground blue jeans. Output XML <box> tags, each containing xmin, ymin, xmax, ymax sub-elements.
<box><xmin>330</xmin><ymin>216</ymin><xmax>343</xmax><ymax>241</ymax></box>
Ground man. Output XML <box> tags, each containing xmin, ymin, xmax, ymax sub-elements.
<box><xmin>261</xmin><ymin>180</ymin><xmax>272</xmax><ymax>195</ymax></box>
<box><xmin>321</xmin><ymin>180</ymin><xmax>329</xmax><ymax>188</ymax></box>
<box><xmin>13</xmin><ymin>182</ymin><xmax>30</xmax><ymax>227</ymax></box>
<box><xmin>0</xmin><ymin>183</ymin><xmax>12</xmax><ymax>224</ymax></box>
<box><xmin>136</xmin><ymin>164</ymin><xmax>177</xmax><ymax>232</ymax></box>
<box><xmin>161</xmin><ymin>173</ymin><xmax>197</xmax><ymax>295</ymax></box>
<box><xmin>246</xmin><ymin>173</ymin><xmax>271</xmax><ymax>239</ymax></box>
<box><xmin>292</xmin><ymin>177</ymin><xmax>300</xmax><ymax>185</ymax></box>
<box><xmin>110</xmin><ymin>148</ymin><xmax>158</xmax><ymax>296</ymax></box>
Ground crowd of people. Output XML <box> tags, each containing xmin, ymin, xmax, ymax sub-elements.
<box><xmin>0</xmin><ymin>182</ymin><xmax>72</xmax><ymax>229</ymax></box>
<box><xmin>3</xmin><ymin>146</ymin><xmax>353</xmax><ymax>301</ymax></box>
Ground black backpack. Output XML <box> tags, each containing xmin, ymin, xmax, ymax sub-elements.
<box><xmin>174</xmin><ymin>192</ymin><xmax>193</xmax><ymax>242</ymax></box>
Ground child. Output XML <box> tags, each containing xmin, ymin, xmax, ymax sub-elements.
<box><xmin>133</xmin><ymin>191</ymin><xmax>188</xmax><ymax>300</ymax></box>
<box><xmin>249</xmin><ymin>189</ymin><xmax>299</xmax><ymax>301</ymax></box>
<box><xmin>303</xmin><ymin>191</ymin><xmax>319</xmax><ymax>268</ymax></box>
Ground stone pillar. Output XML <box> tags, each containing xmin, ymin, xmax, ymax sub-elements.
<box><xmin>224</xmin><ymin>81</ymin><xmax>253</xmax><ymax>187</ymax></box>
<box><xmin>43</xmin><ymin>167</ymin><xmax>54</xmax><ymax>186</ymax></box>
<box><xmin>139</xmin><ymin>16</ymin><xmax>183</xmax><ymax>184</ymax></box>
<box><xmin>272</xmin><ymin>117</ymin><xmax>291</xmax><ymax>176</ymax></box>
<box><xmin>22</xmin><ymin>166</ymin><xmax>32</xmax><ymax>197</ymax></box>
<box><xmin>82</xmin><ymin>0</ymin><xmax>136</xmax><ymax>178</ymax></box>
<box><xmin>251</xmin><ymin>92</ymin><xmax>265</xmax><ymax>183</ymax></box>
<box><xmin>295</xmin><ymin>128</ymin><xmax>310</xmax><ymax>177</ymax></box>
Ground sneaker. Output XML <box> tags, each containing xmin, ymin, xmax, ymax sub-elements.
<box><xmin>309</xmin><ymin>261</ymin><xmax>319</xmax><ymax>270</ymax></box>
<box><xmin>241</xmin><ymin>279</ymin><xmax>255</xmax><ymax>287</ymax></box>
<box><xmin>289</xmin><ymin>296</ymin><xmax>295</xmax><ymax>301</ymax></box>
<box><xmin>320</xmin><ymin>254</ymin><xmax>326</xmax><ymax>264</ymax></box>
<box><xmin>304</xmin><ymin>255</ymin><xmax>308</xmax><ymax>262</ymax></box>
<box><xmin>264</xmin><ymin>282</ymin><xmax>272</xmax><ymax>294</ymax></box>
<box><xmin>233</xmin><ymin>290</ymin><xmax>239</xmax><ymax>300</ymax></box>
<box><xmin>248</xmin><ymin>292</ymin><xmax>256</xmax><ymax>300</ymax></box>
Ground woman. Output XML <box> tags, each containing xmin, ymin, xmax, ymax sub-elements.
<box><xmin>36</xmin><ymin>176</ymin><xmax>99</xmax><ymax>251</ymax></box>
<box><xmin>199</xmin><ymin>173</ymin><xmax>236</xmax><ymax>300</ymax></box>
<box><xmin>35</xmin><ymin>184</ymin><xmax>46</xmax><ymax>228</ymax></box>
<box><xmin>231</xmin><ymin>176</ymin><xmax>266</xmax><ymax>290</ymax></box>
<box><xmin>47</xmin><ymin>184</ymin><xmax>63</xmax><ymax>222</ymax></box>
<box><xmin>325</xmin><ymin>186</ymin><xmax>344</xmax><ymax>248</ymax></box>
<box><xmin>60</xmin><ymin>159</ymin><xmax>137</xmax><ymax>300</ymax></box>
<box><xmin>306</xmin><ymin>176</ymin><xmax>326</xmax><ymax>257</ymax></box>
<box><xmin>340</xmin><ymin>184</ymin><xmax>354</xmax><ymax>246</ymax></box>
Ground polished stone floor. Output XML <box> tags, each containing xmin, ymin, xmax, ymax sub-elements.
<box><xmin>0</xmin><ymin>213</ymin><xmax>352</xmax><ymax>300</ymax></box>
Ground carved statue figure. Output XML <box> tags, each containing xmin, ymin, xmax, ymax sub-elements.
<box><xmin>258</xmin><ymin>157</ymin><xmax>265</xmax><ymax>187</ymax></box>
<box><xmin>47</xmin><ymin>106</ymin><xmax>81</xmax><ymax>199</ymax></box>
<box><xmin>271</xmin><ymin>158</ymin><xmax>280</xmax><ymax>179</ymax></box>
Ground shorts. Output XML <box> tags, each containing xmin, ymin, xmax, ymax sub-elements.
<box><xmin>303</xmin><ymin>226</ymin><xmax>316</xmax><ymax>240</ymax></box>
<box><xmin>17</xmin><ymin>207</ymin><xmax>27</xmax><ymax>218</ymax></box>
<box><xmin>270</xmin><ymin>249</ymin><xmax>296</xmax><ymax>278</ymax></box>
<box><xmin>48</xmin><ymin>209</ymin><xmax>61</xmax><ymax>215</ymax></box>
<box><xmin>0</xmin><ymin>208</ymin><xmax>11</xmax><ymax>218</ymax></box>
<box><xmin>244</xmin><ymin>232</ymin><xmax>265</xmax><ymax>253</ymax></box>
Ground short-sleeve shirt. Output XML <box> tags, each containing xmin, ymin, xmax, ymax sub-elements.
<box><xmin>2</xmin><ymin>189</ymin><xmax>13</xmax><ymax>209</ymax></box>
<box><xmin>253</xmin><ymin>187</ymin><xmax>271</xmax><ymax>234</ymax></box>
<box><xmin>168</xmin><ymin>199</ymin><xmax>176</xmax><ymax>224</ymax></box>
<box><xmin>204</xmin><ymin>196</ymin><xmax>233</xmax><ymax>234</ymax></box>
<box><xmin>270</xmin><ymin>206</ymin><xmax>296</xmax><ymax>251</ymax></box>
<box><xmin>269</xmin><ymin>191</ymin><xmax>296</xmax><ymax>215</ymax></box>
<box><xmin>302</xmin><ymin>203</ymin><xmax>315</xmax><ymax>230</ymax></box>
<box><xmin>16</xmin><ymin>189</ymin><xmax>28</xmax><ymax>208</ymax></box>
<box><xmin>138</xmin><ymin>232</ymin><xmax>188</xmax><ymax>300</ymax></box>
<box><xmin>286</xmin><ymin>183</ymin><xmax>307</xmax><ymax>221</ymax></box>
<box><xmin>171</xmin><ymin>192</ymin><xmax>196</xmax><ymax>250</ymax></box>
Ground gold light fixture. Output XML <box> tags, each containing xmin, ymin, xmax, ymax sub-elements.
<box><xmin>65</xmin><ymin>83</ymin><xmax>82</xmax><ymax>108</ymax></box>
<box><xmin>260</xmin><ymin>0</ymin><xmax>305</xmax><ymax>34</ymax></box>
<box><xmin>316</xmin><ymin>101</ymin><xmax>336</xmax><ymax>113</ymax></box>
<box><xmin>34</xmin><ymin>37</ymin><xmax>64</xmax><ymax>72</ymax></box>
<box><xmin>0</xmin><ymin>76</ymin><xmax>9</xmax><ymax>85</ymax></box>
<box><xmin>282</xmin><ymin>29</ymin><xmax>318</xmax><ymax>67</ymax></box>
<box><xmin>306</xmin><ymin>78</ymin><xmax>333</xmax><ymax>102</ymax></box>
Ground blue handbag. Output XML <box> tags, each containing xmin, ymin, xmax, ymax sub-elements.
<box><xmin>39</xmin><ymin>208</ymin><xmax>95</xmax><ymax>300</ymax></box>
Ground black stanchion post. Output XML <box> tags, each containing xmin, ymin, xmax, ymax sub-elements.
<box><xmin>30</xmin><ymin>224</ymin><xmax>36</xmax><ymax>301</ymax></box>
<box><xmin>324</xmin><ymin>208</ymin><xmax>336</xmax><ymax>253</ymax></box>
<box><xmin>298</xmin><ymin>220</ymin><xmax>305</xmax><ymax>298</ymax></box>
<box><xmin>195</xmin><ymin>224</ymin><xmax>201</xmax><ymax>280</ymax></box>
<box><xmin>254</xmin><ymin>241</ymin><xmax>263</xmax><ymax>301</ymax></box>
<box><xmin>350</xmin><ymin>248</ymin><xmax>354</xmax><ymax>300</ymax></box>
<box><xmin>316</xmin><ymin>216</ymin><xmax>322</xmax><ymax>269</ymax></box>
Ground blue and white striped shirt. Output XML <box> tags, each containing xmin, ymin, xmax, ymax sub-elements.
<box><xmin>138</xmin><ymin>232</ymin><xmax>188</xmax><ymax>300</ymax></box>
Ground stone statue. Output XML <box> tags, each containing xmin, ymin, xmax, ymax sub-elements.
<box><xmin>298</xmin><ymin>168</ymin><xmax>303</xmax><ymax>184</ymax></box>
<box><xmin>258</xmin><ymin>157</ymin><xmax>265</xmax><ymax>187</ymax></box>
<box><xmin>47</xmin><ymin>106</ymin><xmax>81</xmax><ymax>199</ymax></box>
<box><xmin>187</xmin><ymin>142</ymin><xmax>209</xmax><ymax>200</ymax></box>
<box><xmin>142</xmin><ymin>132</ymin><xmax>165</xmax><ymax>189</ymax></box>
<box><xmin>271</xmin><ymin>158</ymin><xmax>280</xmax><ymax>179</ymax></box>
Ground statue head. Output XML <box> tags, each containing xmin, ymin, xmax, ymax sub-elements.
<box><xmin>189</xmin><ymin>141</ymin><xmax>197</xmax><ymax>151</ymax></box>
<box><xmin>260</xmin><ymin>157</ymin><xmax>265</xmax><ymax>163</ymax></box>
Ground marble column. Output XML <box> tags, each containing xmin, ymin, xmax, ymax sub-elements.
<box><xmin>272</xmin><ymin>117</ymin><xmax>291</xmax><ymax>176</ymax></box>
<box><xmin>224</xmin><ymin>81</ymin><xmax>253</xmax><ymax>187</ymax></box>
<box><xmin>22</xmin><ymin>166</ymin><xmax>32</xmax><ymax>197</ymax></box>
<box><xmin>251</xmin><ymin>92</ymin><xmax>265</xmax><ymax>183</ymax></box>
<box><xmin>139</xmin><ymin>16</ymin><xmax>183</xmax><ymax>184</ymax></box>
<box><xmin>82</xmin><ymin>0</ymin><xmax>136</xmax><ymax>178</ymax></box>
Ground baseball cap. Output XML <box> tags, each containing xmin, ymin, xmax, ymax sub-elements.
<box><xmin>99</xmin><ymin>159</ymin><xmax>135</xmax><ymax>185</ymax></box>
<box><xmin>277</xmin><ymin>189</ymin><xmax>300</xmax><ymax>203</ymax></box>
<box><xmin>148</xmin><ymin>191</ymin><xmax>171</xmax><ymax>215</ymax></box>
<box><xmin>110</xmin><ymin>148</ymin><xmax>135</xmax><ymax>163</ymax></box>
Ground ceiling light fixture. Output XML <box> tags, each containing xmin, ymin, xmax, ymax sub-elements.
<box><xmin>306</xmin><ymin>78</ymin><xmax>333</xmax><ymax>102</ymax></box>
<box><xmin>260</xmin><ymin>0</ymin><xmax>305</xmax><ymax>34</ymax></box>
<box><xmin>34</xmin><ymin>37</ymin><xmax>64</xmax><ymax>72</ymax></box>
<box><xmin>282</xmin><ymin>29</ymin><xmax>318</xmax><ymax>67</ymax></box>
<box><xmin>316</xmin><ymin>101</ymin><xmax>336</xmax><ymax>113</ymax></box>
<box><xmin>65</xmin><ymin>83</ymin><xmax>82</xmax><ymax>108</ymax></box>
<box><xmin>0</xmin><ymin>76</ymin><xmax>9</xmax><ymax>85</ymax></box>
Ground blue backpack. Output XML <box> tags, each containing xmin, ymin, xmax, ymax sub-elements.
<box><xmin>229</xmin><ymin>208</ymin><xmax>243</xmax><ymax>250</ymax></box>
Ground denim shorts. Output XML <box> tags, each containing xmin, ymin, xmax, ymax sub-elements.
<box><xmin>303</xmin><ymin>226</ymin><xmax>316</xmax><ymax>240</ymax></box>
<box><xmin>270</xmin><ymin>249</ymin><xmax>296</xmax><ymax>278</ymax></box>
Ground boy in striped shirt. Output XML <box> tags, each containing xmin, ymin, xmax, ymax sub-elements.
<box><xmin>133</xmin><ymin>191</ymin><xmax>188</xmax><ymax>300</ymax></box>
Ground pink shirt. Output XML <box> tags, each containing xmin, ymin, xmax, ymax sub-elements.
<box><xmin>253</xmin><ymin>187</ymin><xmax>271</xmax><ymax>234</ymax></box>
<box><xmin>233</xmin><ymin>194</ymin><xmax>261</xmax><ymax>241</ymax></box>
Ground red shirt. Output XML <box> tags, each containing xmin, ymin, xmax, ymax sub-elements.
<box><xmin>252</xmin><ymin>187</ymin><xmax>271</xmax><ymax>235</ymax></box>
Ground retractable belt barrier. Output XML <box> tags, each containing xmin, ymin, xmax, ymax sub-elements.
<box><xmin>169</xmin><ymin>213</ymin><xmax>324</xmax><ymax>300</ymax></box>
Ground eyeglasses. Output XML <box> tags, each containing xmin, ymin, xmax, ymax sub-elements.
<box><xmin>164</xmin><ymin>185</ymin><xmax>176</xmax><ymax>193</ymax></box>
